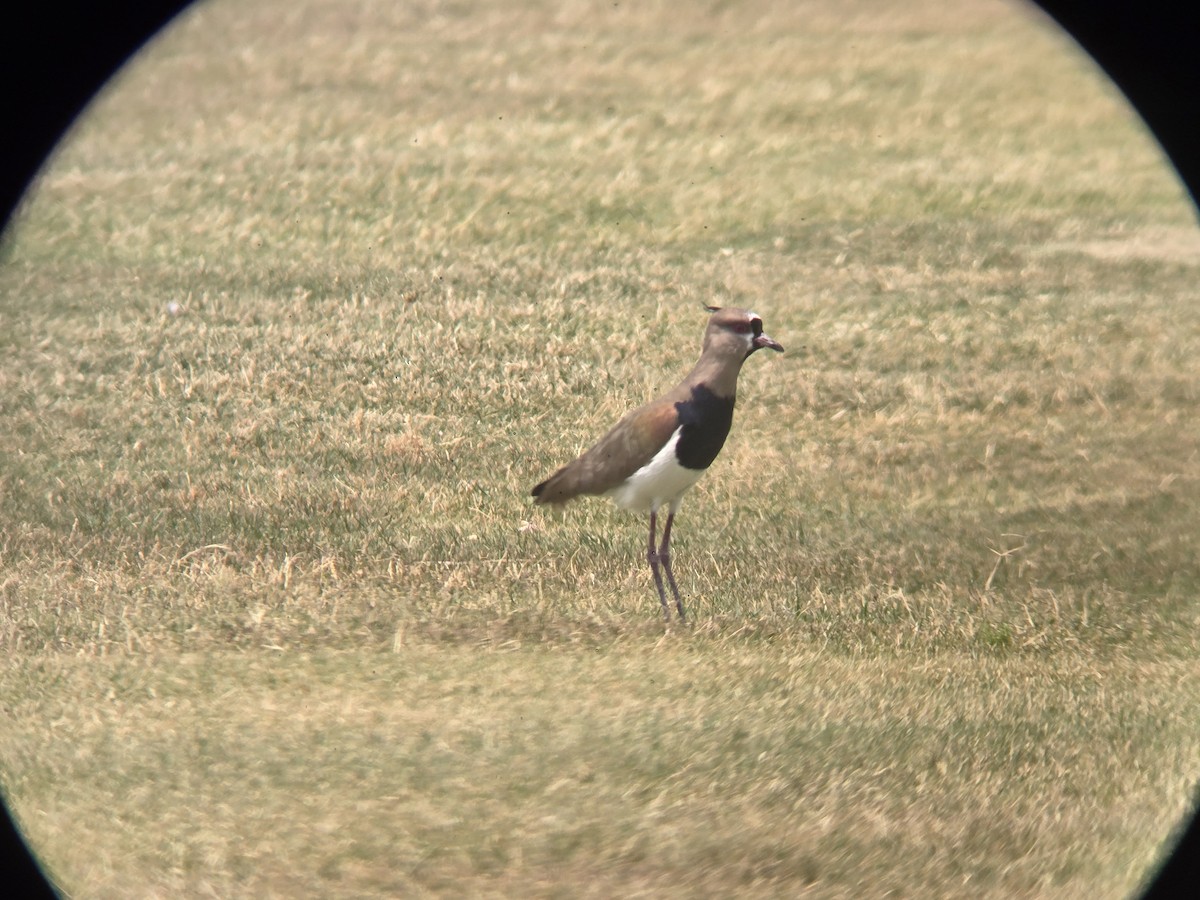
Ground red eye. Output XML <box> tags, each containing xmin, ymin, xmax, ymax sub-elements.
<box><xmin>730</xmin><ymin>321</ymin><xmax>751</xmax><ymax>334</ymax></box>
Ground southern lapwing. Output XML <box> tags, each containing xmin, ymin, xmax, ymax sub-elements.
<box><xmin>531</xmin><ymin>306</ymin><xmax>784</xmax><ymax>621</ymax></box>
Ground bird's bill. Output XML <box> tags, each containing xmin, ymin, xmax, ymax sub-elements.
<box><xmin>753</xmin><ymin>333</ymin><xmax>784</xmax><ymax>353</ymax></box>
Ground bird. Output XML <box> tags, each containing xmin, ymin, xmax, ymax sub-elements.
<box><xmin>531</xmin><ymin>306</ymin><xmax>784</xmax><ymax>622</ymax></box>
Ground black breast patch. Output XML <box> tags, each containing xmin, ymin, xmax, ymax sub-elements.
<box><xmin>673</xmin><ymin>384</ymin><xmax>735</xmax><ymax>470</ymax></box>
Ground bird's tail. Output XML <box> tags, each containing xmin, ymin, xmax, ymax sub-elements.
<box><xmin>531</xmin><ymin>466</ymin><xmax>577</xmax><ymax>504</ymax></box>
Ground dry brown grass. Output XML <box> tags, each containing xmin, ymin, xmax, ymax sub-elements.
<box><xmin>5</xmin><ymin>647</ymin><xmax>1197</xmax><ymax>898</ymax></box>
<box><xmin>2</xmin><ymin>0</ymin><xmax>1198</xmax><ymax>896</ymax></box>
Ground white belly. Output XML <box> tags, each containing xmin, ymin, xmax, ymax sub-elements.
<box><xmin>605</xmin><ymin>427</ymin><xmax>704</xmax><ymax>513</ymax></box>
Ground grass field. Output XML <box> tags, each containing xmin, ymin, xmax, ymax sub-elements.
<box><xmin>2</xmin><ymin>0</ymin><xmax>1199</xmax><ymax>896</ymax></box>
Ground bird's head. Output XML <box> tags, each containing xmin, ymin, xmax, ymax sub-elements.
<box><xmin>704</xmin><ymin>305</ymin><xmax>785</xmax><ymax>359</ymax></box>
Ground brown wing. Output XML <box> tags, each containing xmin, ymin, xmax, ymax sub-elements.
<box><xmin>532</xmin><ymin>396</ymin><xmax>681</xmax><ymax>504</ymax></box>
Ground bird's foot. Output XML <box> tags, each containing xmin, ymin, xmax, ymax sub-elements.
<box><xmin>647</xmin><ymin>549</ymin><xmax>672</xmax><ymax>621</ymax></box>
<box><xmin>659</xmin><ymin>551</ymin><xmax>688</xmax><ymax>623</ymax></box>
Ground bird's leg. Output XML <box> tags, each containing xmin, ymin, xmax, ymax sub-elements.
<box><xmin>659</xmin><ymin>510</ymin><xmax>686</xmax><ymax>622</ymax></box>
<box><xmin>647</xmin><ymin>510</ymin><xmax>671</xmax><ymax>621</ymax></box>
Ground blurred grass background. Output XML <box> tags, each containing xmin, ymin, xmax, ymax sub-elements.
<box><xmin>1</xmin><ymin>0</ymin><xmax>1198</xmax><ymax>896</ymax></box>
